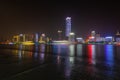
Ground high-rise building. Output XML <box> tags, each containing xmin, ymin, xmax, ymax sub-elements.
<box><xmin>115</xmin><ymin>31</ymin><xmax>120</xmax><ymax>42</ymax></box>
<box><xmin>69</xmin><ymin>32</ymin><xmax>75</xmax><ymax>42</ymax></box>
<box><xmin>91</xmin><ymin>31</ymin><xmax>96</xmax><ymax>37</ymax></box>
<box><xmin>66</xmin><ymin>17</ymin><xmax>71</xmax><ymax>37</ymax></box>
<box><xmin>35</xmin><ymin>33</ymin><xmax>39</xmax><ymax>43</ymax></box>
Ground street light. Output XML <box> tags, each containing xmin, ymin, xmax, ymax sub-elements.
<box><xmin>58</xmin><ymin>30</ymin><xmax>62</xmax><ymax>40</ymax></box>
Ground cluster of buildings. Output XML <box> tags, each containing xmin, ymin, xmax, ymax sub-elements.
<box><xmin>57</xmin><ymin>17</ymin><xmax>120</xmax><ymax>45</ymax></box>
<box><xmin>0</xmin><ymin>33</ymin><xmax>52</xmax><ymax>45</ymax></box>
<box><xmin>64</xmin><ymin>17</ymin><xmax>120</xmax><ymax>44</ymax></box>
<box><xmin>0</xmin><ymin>17</ymin><xmax>120</xmax><ymax>45</ymax></box>
<box><xmin>11</xmin><ymin>33</ymin><xmax>51</xmax><ymax>45</ymax></box>
<box><xmin>85</xmin><ymin>31</ymin><xmax>120</xmax><ymax>44</ymax></box>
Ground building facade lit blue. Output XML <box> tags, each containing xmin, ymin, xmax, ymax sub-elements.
<box><xmin>66</xmin><ymin>17</ymin><xmax>71</xmax><ymax>37</ymax></box>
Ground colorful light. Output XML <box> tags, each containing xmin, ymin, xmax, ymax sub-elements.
<box><xmin>88</xmin><ymin>45</ymin><xmax>96</xmax><ymax>64</ymax></box>
<box><xmin>105</xmin><ymin>45</ymin><xmax>114</xmax><ymax>63</ymax></box>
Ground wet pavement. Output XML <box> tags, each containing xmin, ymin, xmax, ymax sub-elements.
<box><xmin>0</xmin><ymin>44</ymin><xmax>120</xmax><ymax>80</ymax></box>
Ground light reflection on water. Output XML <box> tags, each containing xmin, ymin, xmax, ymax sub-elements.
<box><xmin>104</xmin><ymin>45</ymin><xmax>115</xmax><ymax>78</ymax></box>
<box><xmin>87</xmin><ymin>44</ymin><xmax>96</xmax><ymax>64</ymax></box>
<box><xmin>0</xmin><ymin>44</ymin><xmax>119</xmax><ymax>79</ymax></box>
<box><xmin>76</xmin><ymin>44</ymin><xmax>83</xmax><ymax>57</ymax></box>
<box><xmin>4</xmin><ymin>44</ymin><xmax>118</xmax><ymax>63</ymax></box>
<box><xmin>12</xmin><ymin>44</ymin><xmax>47</xmax><ymax>63</ymax></box>
<box><xmin>40</xmin><ymin>44</ymin><xmax>45</xmax><ymax>52</ymax></box>
<box><xmin>105</xmin><ymin>45</ymin><xmax>114</xmax><ymax>65</ymax></box>
<box><xmin>39</xmin><ymin>53</ymin><xmax>45</xmax><ymax>63</ymax></box>
<box><xmin>64</xmin><ymin>56</ymin><xmax>74</xmax><ymax>79</ymax></box>
<box><xmin>69</xmin><ymin>44</ymin><xmax>75</xmax><ymax>57</ymax></box>
<box><xmin>13</xmin><ymin>44</ymin><xmax>117</xmax><ymax>66</ymax></box>
<box><xmin>52</xmin><ymin>44</ymin><xmax>69</xmax><ymax>56</ymax></box>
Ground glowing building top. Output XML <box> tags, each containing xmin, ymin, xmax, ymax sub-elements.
<box><xmin>66</xmin><ymin>17</ymin><xmax>71</xmax><ymax>20</ymax></box>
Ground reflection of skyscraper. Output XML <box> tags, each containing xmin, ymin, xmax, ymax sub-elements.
<box><xmin>87</xmin><ymin>45</ymin><xmax>96</xmax><ymax>64</ymax></box>
<box><xmin>66</xmin><ymin>17</ymin><xmax>71</xmax><ymax>37</ymax></box>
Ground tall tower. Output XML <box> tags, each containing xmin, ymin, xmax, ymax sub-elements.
<box><xmin>35</xmin><ymin>33</ymin><xmax>39</xmax><ymax>43</ymax></box>
<box><xmin>91</xmin><ymin>31</ymin><xmax>96</xmax><ymax>37</ymax></box>
<box><xmin>66</xmin><ymin>17</ymin><xmax>71</xmax><ymax>37</ymax></box>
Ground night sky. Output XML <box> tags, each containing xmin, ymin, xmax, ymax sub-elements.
<box><xmin>0</xmin><ymin>0</ymin><xmax>120</xmax><ymax>40</ymax></box>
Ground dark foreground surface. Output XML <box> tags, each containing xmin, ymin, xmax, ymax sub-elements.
<box><xmin>0</xmin><ymin>44</ymin><xmax>120</xmax><ymax>80</ymax></box>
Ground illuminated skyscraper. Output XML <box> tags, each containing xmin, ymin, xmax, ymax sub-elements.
<box><xmin>35</xmin><ymin>33</ymin><xmax>39</xmax><ymax>43</ymax></box>
<box><xmin>91</xmin><ymin>31</ymin><xmax>96</xmax><ymax>37</ymax></box>
<box><xmin>66</xmin><ymin>17</ymin><xmax>71</xmax><ymax>37</ymax></box>
<box><xmin>69</xmin><ymin>32</ymin><xmax>75</xmax><ymax>42</ymax></box>
<box><xmin>115</xmin><ymin>31</ymin><xmax>120</xmax><ymax>42</ymax></box>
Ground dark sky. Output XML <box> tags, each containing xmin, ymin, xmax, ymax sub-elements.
<box><xmin>0</xmin><ymin>0</ymin><xmax>120</xmax><ymax>40</ymax></box>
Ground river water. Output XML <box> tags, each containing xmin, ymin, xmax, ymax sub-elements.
<box><xmin>0</xmin><ymin>44</ymin><xmax>120</xmax><ymax>80</ymax></box>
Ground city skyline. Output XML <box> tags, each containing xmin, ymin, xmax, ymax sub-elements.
<box><xmin>0</xmin><ymin>0</ymin><xmax>120</xmax><ymax>40</ymax></box>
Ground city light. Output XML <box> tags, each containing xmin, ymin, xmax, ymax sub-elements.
<box><xmin>69</xmin><ymin>32</ymin><xmax>75</xmax><ymax>35</ymax></box>
<box><xmin>66</xmin><ymin>17</ymin><xmax>71</xmax><ymax>20</ymax></box>
<box><xmin>0</xmin><ymin>17</ymin><xmax>120</xmax><ymax>45</ymax></box>
<box><xmin>58</xmin><ymin>30</ymin><xmax>62</xmax><ymax>33</ymax></box>
<box><xmin>89</xmin><ymin>36</ymin><xmax>95</xmax><ymax>39</ymax></box>
<box><xmin>105</xmin><ymin>36</ymin><xmax>113</xmax><ymax>39</ymax></box>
